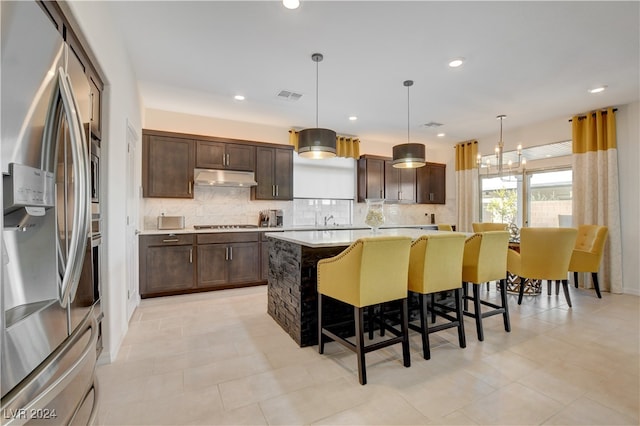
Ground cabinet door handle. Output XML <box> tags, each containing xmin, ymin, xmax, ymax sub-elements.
<box><xmin>188</xmin><ymin>181</ymin><xmax>192</xmax><ymax>195</ymax></box>
<box><xmin>229</xmin><ymin>246</ymin><xmax>233</xmax><ymax>260</ymax></box>
<box><xmin>398</xmin><ymin>191</ymin><xmax>402</xmax><ymax>200</ymax></box>
<box><xmin>380</xmin><ymin>190</ymin><xmax>383</xmax><ymax>198</ymax></box>
<box><xmin>162</xmin><ymin>238</ymin><xmax>180</xmax><ymax>243</ymax></box>
<box><xmin>272</xmin><ymin>185</ymin><xmax>275</xmax><ymax>197</ymax></box>
<box><xmin>430</xmin><ymin>193</ymin><xmax>434</xmax><ymax>201</ymax></box>
<box><xmin>226</xmin><ymin>153</ymin><xmax>230</xmax><ymax>166</ymax></box>
<box><xmin>189</xmin><ymin>248</ymin><xmax>193</xmax><ymax>263</ymax></box>
<box><xmin>276</xmin><ymin>185</ymin><xmax>279</xmax><ymax>197</ymax></box>
<box><xmin>225</xmin><ymin>246</ymin><xmax>229</xmax><ymax>260</ymax></box>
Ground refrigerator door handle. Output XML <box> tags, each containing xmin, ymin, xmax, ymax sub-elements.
<box><xmin>56</xmin><ymin>66</ymin><xmax>91</xmax><ymax>308</ymax></box>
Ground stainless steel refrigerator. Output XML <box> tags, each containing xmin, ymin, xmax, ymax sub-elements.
<box><xmin>1</xmin><ymin>1</ymin><xmax>99</xmax><ymax>424</ymax></box>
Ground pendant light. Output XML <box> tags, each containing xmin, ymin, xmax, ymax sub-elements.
<box><xmin>298</xmin><ymin>53</ymin><xmax>337</xmax><ymax>159</ymax></box>
<box><xmin>392</xmin><ymin>80</ymin><xmax>426</xmax><ymax>168</ymax></box>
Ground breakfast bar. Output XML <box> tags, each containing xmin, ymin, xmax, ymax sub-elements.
<box><xmin>265</xmin><ymin>227</ymin><xmax>438</xmax><ymax>347</ymax></box>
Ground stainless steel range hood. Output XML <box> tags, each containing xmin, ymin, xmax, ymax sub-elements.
<box><xmin>194</xmin><ymin>168</ymin><xmax>258</xmax><ymax>187</ymax></box>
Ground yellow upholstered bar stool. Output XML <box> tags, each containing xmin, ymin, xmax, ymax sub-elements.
<box><xmin>437</xmin><ymin>224</ymin><xmax>454</xmax><ymax>231</ymax></box>
<box><xmin>472</xmin><ymin>222</ymin><xmax>508</xmax><ymax>232</ymax></box>
<box><xmin>569</xmin><ymin>225</ymin><xmax>608</xmax><ymax>299</ymax></box>
<box><xmin>408</xmin><ymin>233</ymin><xmax>466</xmax><ymax>359</ymax></box>
<box><xmin>507</xmin><ymin>227</ymin><xmax>578</xmax><ymax>306</ymax></box>
<box><xmin>317</xmin><ymin>236</ymin><xmax>412</xmax><ymax>385</ymax></box>
<box><xmin>471</xmin><ymin>223</ymin><xmax>508</xmax><ymax>292</ymax></box>
<box><xmin>461</xmin><ymin>231</ymin><xmax>510</xmax><ymax>341</ymax></box>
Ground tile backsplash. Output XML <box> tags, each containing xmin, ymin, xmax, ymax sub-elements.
<box><xmin>142</xmin><ymin>186</ymin><xmax>292</xmax><ymax>229</ymax></box>
<box><xmin>142</xmin><ymin>187</ymin><xmax>456</xmax><ymax>230</ymax></box>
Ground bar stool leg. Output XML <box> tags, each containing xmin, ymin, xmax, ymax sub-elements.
<box><xmin>355</xmin><ymin>306</ymin><xmax>367</xmax><ymax>385</ymax></box>
<box><xmin>400</xmin><ymin>299</ymin><xmax>411</xmax><ymax>368</ymax></box>
<box><xmin>574</xmin><ymin>272</ymin><xmax>579</xmax><ymax>288</ymax></box>
<box><xmin>454</xmin><ymin>288</ymin><xmax>466</xmax><ymax>349</ymax></box>
<box><xmin>318</xmin><ymin>294</ymin><xmax>325</xmax><ymax>354</ymax></box>
<box><xmin>517</xmin><ymin>276</ymin><xmax>525</xmax><ymax>305</ymax></box>
<box><xmin>499</xmin><ymin>278</ymin><xmax>511</xmax><ymax>332</ymax></box>
<box><xmin>472</xmin><ymin>284</ymin><xmax>484</xmax><ymax>341</ymax></box>
<box><xmin>418</xmin><ymin>293</ymin><xmax>430</xmax><ymax>360</ymax></box>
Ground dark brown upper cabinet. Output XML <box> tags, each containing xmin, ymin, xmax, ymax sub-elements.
<box><xmin>384</xmin><ymin>160</ymin><xmax>416</xmax><ymax>204</ymax></box>
<box><xmin>358</xmin><ymin>155</ymin><xmax>445</xmax><ymax>205</ymax></box>
<box><xmin>196</xmin><ymin>140</ymin><xmax>255</xmax><ymax>171</ymax></box>
<box><xmin>252</xmin><ymin>146</ymin><xmax>293</xmax><ymax>200</ymax></box>
<box><xmin>142</xmin><ymin>132</ymin><xmax>195</xmax><ymax>198</ymax></box>
<box><xmin>417</xmin><ymin>162</ymin><xmax>446</xmax><ymax>204</ymax></box>
<box><xmin>357</xmin><ymin>155</ymin><xmax>385</xmax><ymax>202</ymax></box>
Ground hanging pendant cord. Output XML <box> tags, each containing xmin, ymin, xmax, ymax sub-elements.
<box><xmin>315</xmin><ymin>58</ymin><xmax>319</xmax><ymax>127</ymax></box>
<box><xmin>407</xmin><ymin>83</ymin><xmax>410</xmax><ymax>145</ymax></box>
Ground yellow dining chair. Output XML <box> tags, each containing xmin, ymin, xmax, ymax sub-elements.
<box><xmin>507</xmin><ymin>227</ymin><xmax>578</xmax><ymax>306</ymax></box>
<box><xmin>461</xmin><ymin>231</ymin><xmax>510</xmax><ymax>341</ymax></box>
<box><xmin>569</xmin><ymin>225</ymin><xmax>608</xmax><ymax>298</ymax></box>
<box><xmin>317</xmin><ymin>236</ymin><xmax>412</xmax><ymax>385</ymax></box>
<box><xmin>408</xmin><ymin>233</ymin><xmax>466</xmax><ymax>359</ymax></box>
<box><xmin>472</xmin><ymin>222</ymin><xmax>508</xmax><ymax>232</ymax></box>
<box><xmin>437</xmin><ymin>224</ymin><xmax>454</xmax><ymax>231</ymax></box>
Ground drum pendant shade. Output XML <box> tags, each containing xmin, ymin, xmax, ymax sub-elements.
<box><xmin>392</xmin><ymin>143</ymin><xmax>426</xmax><ymax>168</ymax></box>
<box><xmin>298</xmin><ymin>128</ymin><xmax>337</xmax><ymax>159</ymax></box>
<box><xmin>392</xmin><ymin>80</ymin><xmax>426</xmax><ymax>168</ymax></box>
<box><xmin>298</xmin><ymin>53</ymin><xmax>337</xmax><ymax>159</ymax></box>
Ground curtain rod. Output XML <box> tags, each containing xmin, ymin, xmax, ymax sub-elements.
<box><xmin>453</xmin><ymin>139</ymin><xmax>478</xmax><ymax>148</ymax></box>
<box><xmin>568</xmin><ymin>108</ymin><xmax>618</xmax><ymax>122</ymax></box>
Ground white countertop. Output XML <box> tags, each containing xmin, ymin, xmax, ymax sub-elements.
<box><xmin>138</xmin><ymin>224</ymin><xmax>437</xmax><ymax>236</ymax></box>
<box><xmin>264</xmin><ymin>227</ymin><xmax>448</xmax><ymax>248</ymax></box>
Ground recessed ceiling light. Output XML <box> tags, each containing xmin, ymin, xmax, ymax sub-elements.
<box><xmin>234</xmin><ymin>95</ymin><xmax>245</xmax><ymax>101</ymax></box>
<box><xmin>437</xmin><ymin>133</ymin><xmax>445</xmax><ymax>137</ymax></box>
<box><xmin>448</xmin><ymin>57</ymin><xmax>465</xmax><ymax>68</ymax></box>
<box><xmin>348</xmin><ymin>116</ymin><xmax>358</xmax><ymax>121</ymax></box>
<box><xmin>282</xmin><ymin>0</ymin><xmax>300</xmax><ymax>9</ymax></box>
<box><xmin>588</xmin><ymin>85</ymin><xmax>607</xmax><ymax>94</ymax></box>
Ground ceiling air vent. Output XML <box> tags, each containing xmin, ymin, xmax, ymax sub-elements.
<box><xmin>277</xmin><ymin>90</ymin><xmax>303</xmax><ymax>101</ymax></box>
<box><xmin>421</xmin><ymin>121</ymin><xmax>443</xmax><ymax>128</ymax></box>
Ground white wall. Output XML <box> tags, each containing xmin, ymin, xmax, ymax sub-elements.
<box><xmin>66</xmin><ymin>1</ymin><xmax>143</xmax><ymax>362</ymax></box>
<box><xmin>616</xmin><ymin>102</ymin><xmax>640</xmax><ymax>296</ymax></box>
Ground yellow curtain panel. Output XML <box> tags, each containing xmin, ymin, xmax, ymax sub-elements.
<box><xmin>289</xmin><ymin>129</ymin><xmax>360</xmax><ymax>159</ymax></box>
<box><xmin>572</xmin><ymin>107</ymin><xmax>617</xmax><ymax>153</ymax></box>
<box><xmin>454</xmin><ymin>140</ymin><xmax>478</xmax><ymax>171</ymax></box>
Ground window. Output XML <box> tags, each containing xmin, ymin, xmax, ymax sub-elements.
<box><xmin>525</xmin><ymin>169</ymin><xmax>572</xmax><ymax>227</ymax></box>
<box><xmin>479</xmin><ymin>141</ymin><xmax>572</xmax><ymax>227</ymax></box>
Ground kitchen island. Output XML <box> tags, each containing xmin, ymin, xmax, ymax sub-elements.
<box><xmin>265</xmin><ymin>227</ymin><xmax>439</xmax><ymax>347</ymax></box>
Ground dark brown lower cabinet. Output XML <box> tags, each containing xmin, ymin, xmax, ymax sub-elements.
<box><xmin>198</xmin><ymin>242</ymin><xmax>259</xmax><ymax>288</ymax></box>
<box><xmin>140</xmin><ymin>232</ymin><xmax>267</xmax><ymax>298</ymax></box>
<box><xmin>139</xmin><ymin>234</ymin><xmax>195</xmax><ymax>298</ymax></box>
<box><xmin>196</xmin><ymin>232</ymin><xmax>260</xmax><ymax>290</ymax></box>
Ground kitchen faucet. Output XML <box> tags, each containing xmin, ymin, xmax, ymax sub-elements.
<box><xmin>324</xmin><ymin>215</ymin><xmax>334</xmax><ymax>227</ymax></box>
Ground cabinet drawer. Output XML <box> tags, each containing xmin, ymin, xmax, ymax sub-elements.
<box><xmin>141</xmin><ymin>234</ymin><xmax>194</xmax><ymax>246</ymax></box>
<box><xmin>197</xmin><ymin>232</ymin><xmax>259</xmax><ymax>244</ymax></box>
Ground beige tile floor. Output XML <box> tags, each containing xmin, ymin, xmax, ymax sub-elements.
<box><xmin>97</xmin><ymin>284</ymin><xmax>639</xmax><ymax>425</ymax></box>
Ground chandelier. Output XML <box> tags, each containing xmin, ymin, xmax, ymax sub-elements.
<box><xmin>477</xmin><ymin>115</ymin><xmax>526</xmax><ymax>177</ymax></box>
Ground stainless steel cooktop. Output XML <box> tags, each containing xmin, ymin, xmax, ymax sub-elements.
<box><xmin>193</xmin><ymin>224</ymin><xmax>258</xmax><ymax>230</ymax></box>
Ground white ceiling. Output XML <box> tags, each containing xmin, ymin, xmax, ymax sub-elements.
<box><xmin>106</xmin><ymin>1</ymin><xmax>639</xmax><ymax>149</ymax></box>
